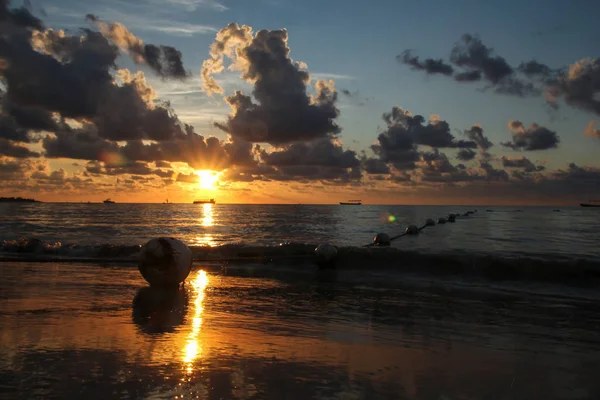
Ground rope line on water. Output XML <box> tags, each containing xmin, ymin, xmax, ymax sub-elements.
<box><xmin>362</xmin><ymin>210</ymin><xmax>478</xmax><ymax>248</ymax></box>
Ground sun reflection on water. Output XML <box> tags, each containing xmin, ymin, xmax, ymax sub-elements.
<box><xmin>182</xmin><ymin>270</ymin><xmax>209</xmax><ymax>373</ymax></box>
<box><xmin>201</xmin><ymin>203</ymin><xmax>213</xmax><ymax>227</ymax></box>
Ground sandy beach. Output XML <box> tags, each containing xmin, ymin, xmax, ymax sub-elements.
<box><xmin>2</xmin><ymin>262</ymin><xmax>600</xmax><ymax>399</ymax></box>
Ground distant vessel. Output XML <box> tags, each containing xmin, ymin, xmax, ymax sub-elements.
<box><xmin>194</xmin><ymin>198</ymin><xmax>215</xmax><ymax>204</ymax></box>
<box><xmin>103</xmin><ymin>198</ymin><xmax>115</xmax><ymax>204</ymax></box>
<box><xmin>581</xmin><ymin>200</ymin><xmax>600</xmax><ymax>208</ymax></box>
<box><xmin>339</xmin><ymin>199</ymin><xmax>362</xmax><ymax>205</ymax></box>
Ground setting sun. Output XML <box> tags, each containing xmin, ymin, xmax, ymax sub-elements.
<box><xmin>196</xmin><ymin>170</ymin><xmax>219</xmax><ymax>190</ymax></box>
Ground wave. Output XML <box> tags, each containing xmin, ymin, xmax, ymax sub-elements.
<box><xmin>2</xmin><ymin>237</ymin><xmax>600</xmax><ymax>287</ymax></box>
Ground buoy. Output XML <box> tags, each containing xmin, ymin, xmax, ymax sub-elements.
<box><xmin>373</xmin><ymin>233</ymin><xmax>391</xmax><ymax>246</ymax></box>
<box><xmin>405</xmin><ymin>225</ymin><xmax>419</xmax><ymax>235</ymax></box>
<box><xmin>139</xmin><ymin>237</ymin><xmax>192</xmax><ymax>287</ymax></box>
<box><xmin>315</xmin><ymin>243</ymin><xmax>338</xmax><ymax>269</ymax></box>
<box><xmin>438</xmin><ymin>217</ymin><xmax>447</xmax><ymax>224</ymax></box>
<box><xmin>425</xmin><ymin>218</ymin><xmax>436</xmax><ymax>227</ymax></box>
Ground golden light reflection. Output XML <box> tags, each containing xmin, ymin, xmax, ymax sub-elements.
<box><xmin>201</xmin><ymin>203</ymin><xmax>213</xmax><ymax>227</ymax></box>
<box><xmin>182</xmin><ymin>270</ymin><xmax>209</xmax><ymax>373</ymax></box>
<box><xmin>196</xmin><ymin>170</ymin><xmax>219</xmax><ymax>190</ymax></box>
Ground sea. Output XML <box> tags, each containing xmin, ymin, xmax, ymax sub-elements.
<box><xmin>2</xmin><ymin>203</ymin><xmax>600</xmax><ymax>399</ymax></box>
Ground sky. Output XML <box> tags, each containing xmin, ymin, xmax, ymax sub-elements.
<box><xmin>1</xmin><ymin>0</ymin><xmax>600</xmax><ymax>205</ymax></box>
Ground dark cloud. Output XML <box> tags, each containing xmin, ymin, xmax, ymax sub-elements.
<box><xmin>397</xmin><ymin>50</ymin><xmax>454</xmax><ymax>76</ymax></box>
<box><xmin>478</xmin><ymin>159</ymin><xmax>509</xmax><ymax>182</ymax></box>
<box><xmin>502</xmin><ymin>120</ymin><xmax>560</xmax><ymax>151</ymax></box>
<box><xmin>258</xmin><ymin>137</ymin><xmax>362</xmax><ymax>182</ymax></box>
<box><xmin>43</xmin><ymin>126</ymin><xmax>120</xmax><ymax>161</ymax></box>
<box><xmin>176</xmin><ymin>171</ymin><xmax>198</xmax><ymax>183</ymax></box>
<box><xmin>86</xmin><ymin>16</ymin><xmax>189</xmax><ymax>79</ymax></box>
<box><xmin>0</xmin><ymin>0</ymin><xmax>44</xmax><ymax>30</ymax></box>
<box><xmin>155</xmin><ymin>160</ymin><xmax>171</xmax><ymax>169</ymax></box>
<box><xmin>204</xmin><ymin>24</ymin><xmax>341</xmax><ymax>145</ymax></box>
<box><xmin>585</xmin><ymin>120</ymin><xmax>600</xmax><ymax>139</ymax></box>
<box><xmin>85</xmin><ymin>160</ymin><xmax>173</xmax><ymax>177</ymax></box>
<box><xmin>501</xmin><ymin>156</ymin><xmax>545</xmax><ymax>172</ymax></box>
<box><xmin>449</xmin><ymin>34</ymin><xmax>513</xmax><ymax>85</ymax></box>
<box><xmin>454</xmin><ymin>70</ymin><xmax>481</xmax><ymax>82</ymax></box>
<box><xmin>0</xmin><ymin>138</ymin><xmax>39</xmax><ymax>157</ymax></box>
<box><xmin>370</xmin><ymin>107</ymin><xmax>478</xmax><ymax>171</ymax></box>
<box><xmin>517</xmin><ymin>60</ymin><xmax>554</xmax><ymax>78</ymax></box>
<box><xmin>362</xmin><ymin>157</ymin><xmax>390</xmax><ymax>174</ymax></box>
<box><xmin>546</xmin><ymin>58</ymin><xmax>600</xmax><ymax>116</ymax></box>
<box><xmin>464</xmin><ymin>125</ymin><xmax>493</xmax><ymax>150</ymax></box>
<box><xmin>456</xmin><ymin>148</ymin><xmax>476</xmax><ymax>161</ymax></box>
<box><xmin>399</xmin><ymin>34</ymin><xmax>543</xmax><ymax>97</ymax></box>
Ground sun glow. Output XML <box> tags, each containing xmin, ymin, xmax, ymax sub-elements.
<box><xmin>196</xmin><ymin>170</ymin><xmax>219</xmax><ymax>190</ymax></box>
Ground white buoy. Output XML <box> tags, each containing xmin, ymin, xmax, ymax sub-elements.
<box><xmin>139</xmin><ymin>237</ymin><xmax>192</xmax><ymax>287</ymax></box>
<box><xmin>438</xmin><ymin>217</ymin><xmax>447</xmax><ymax>224</ymax></box>
<box><xmin>315</xmin><ymin>243</ymin><xmax>338</xmax><ymax>269</ymax></box>
<box><xmin>373</xmin><ymin>233</ymin><xmax>391</xmax><ymax>246</ymax></box>
<box><xmin>425</xmin><ymin>218</ymin><xmax>436</xmax><ymax>227</ymax></box>
<box><xmin>405</xmin><ymin>225</ymin><xmax>419</xmax><ymax>235</ymax></box>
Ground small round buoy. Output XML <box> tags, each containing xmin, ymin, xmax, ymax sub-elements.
<box><xmin>405</xmin><ymin>225</ymin><xmax>419</xmax><ymax>235</ymax></box>
<box><xmin>438</xmin><ymin>217</ymin><xmax>447</xmax><ymax>224</ymax></box>
<box><xmin>425</xmin><ymin>218</ymin><xmax>435</xmax><ymax>227</ymax></box>
<box><xmin>315</xmin><ymin>243</ymin><xmax>338</xmax><ymax>269</ymax></box>
<box><xmin>373</xmin><ymin>233</ymin><xmax>391</xmax><ymax>246</ymax></box>
<box><xmin>139</xmin><ymin>237</ymin><xmax>192</xmax><ymax>287</ymax></box>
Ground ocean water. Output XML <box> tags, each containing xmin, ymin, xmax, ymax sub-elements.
<box><xmin>2</xmin><ymin>263</ymin><xmax>600</xmax><ymax>399</ymax></box>
<box><xmin>2</xmin><ymin>205</ymin><xmax>600</xmax><ymax>398</ymax></box>
<box><xmin>1</xmin><ymin>203</ymin><xmax>600</xmax><ymax>287</ymax></box>
<box><xmin>0</xmin><ymin>202</ymin><xmax>598</xmax><ymax>256</ymax></box>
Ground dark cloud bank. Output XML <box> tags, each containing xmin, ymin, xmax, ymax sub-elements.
<box><xmin>0</xmin><ymin>0</ymin><xmax>598</xmax><ymax>202</ymax></box>
<box><xmin>397</xmin><ymin>33</ymin><xmax>600</xmax><ymax>117</ymax></box>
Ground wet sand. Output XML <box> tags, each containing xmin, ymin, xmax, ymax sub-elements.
<box><xmin>1</xmin><ymin>262</ymin><xmax>600</xmax><ymax>399</ymax></box>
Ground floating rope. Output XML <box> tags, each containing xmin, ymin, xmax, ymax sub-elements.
<box><xmin>363</xmin><ymin>210</ymin><xmax>478</xmax><ymax>248</ymax></box>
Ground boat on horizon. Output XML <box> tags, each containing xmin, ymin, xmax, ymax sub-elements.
<box><xmin>103</xmin><ymin>198</ymin><xmax>115</xmax><ymax>204</ymax></box>
<box><xmin>581</xmin><ymin>200</ymin><xmax>600</xmax><ymax>208</ymax></box>
<box><xmin>194</xmin><ymin>198</ymin><xmax>215</xmax><ymax>204</ymax></box>
<box><xmin>340</xmin><ymin>199</ymin><xmax>362</xmax><ymax>205</ymax></box>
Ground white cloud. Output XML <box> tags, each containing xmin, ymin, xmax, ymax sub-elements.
<box><xmin>311</xmin><ymin>73</ymin><xmax>356</xmax><ymax>81</ymax></box>
<box><xmin>159</xmin><ymin>0</ymin><xmax>228</xmax><ymax>11</ymax></box>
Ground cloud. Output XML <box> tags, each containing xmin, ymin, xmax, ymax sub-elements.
<box><xmin>397</xmin><ymin>33</ymin><xmax>551</xmax><ymax>98</ymax></box>
<box><xmin>501</xmin><ymin>121</ymin><xmax>560</xmax><ymax>151</ymax></box>
<box><xmin>160</xmin><ymin>0</ymin><xmax>228</xmax><ymax>12</ymax></box>
<box><xmin>369</xmin><ymin>106</ymin><xmax>478</xmax><ymax>171</ymax></box>
<box><xmin>86</xmin><ymin>15</ymin><xmax>190</xmax><ymax>79</ymax></box>
<box><xmin>501</xmin><ymin>156</ymin><xmax>545</xmax><ymax>172</ymax></box>
<box><xmin>85</xmin><ymin>160</ymin><xmax>174</xmax><ymax>177</ymax></box>
<box><xmin>456</xmin><ymin>148</ymin><xmax>476</xmax><ymax>161</ymax></box>
<box><xmin>203</xmin><ymin>24</ymin><xmax>341</xmax><ymax>145</ymax></box>
<box><xmin>547</xmin><ymin>58</ymin><xmax>600</xmax><ymax>116</ymax></box>
<box><xmin>0</xmin><ymin>138</ymin><xmax>40</xmax><ymax>157</ymax></box>
<box><xmin>585</xmin><ymin>120</ymin><xmax>600</xmax><ymax>139</ymax></box>
<box><xmin>258</xmin><ymin>137</ymin><xmax>362</xmax><ymax>182</ymax></box>
<box><xmin>397</xmin><ymin>50</ymin><xmax>454</xmax><ymax>76</ymax></box>
<box><xmin>463</xmin><ymin>125</ymin><xmax>493</xmax><ymax>151</ymax></box>
<box><xmin>176</xmin><ymin>171</ymin><xmax>198</xmax><ymax>183</ymax></box>
<box><xmin>0</xmin><ymin>0</ymin><xmax>44</xmax><ymax>30</ymax></box>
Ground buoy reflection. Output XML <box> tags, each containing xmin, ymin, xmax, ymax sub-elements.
<box><xmin>182</xmin><ymin>270</ymin><xmax>209</xmax><ymax>373</ymax></box>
